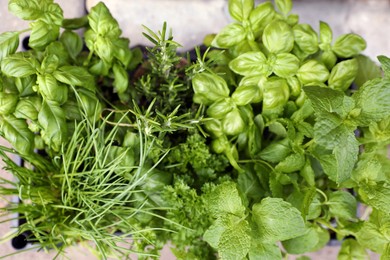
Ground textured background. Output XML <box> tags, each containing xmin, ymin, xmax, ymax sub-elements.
<box><xmin>0</xmin><ymin>0</ymin><xmax>388</xmax><ymax>259</ymax></box>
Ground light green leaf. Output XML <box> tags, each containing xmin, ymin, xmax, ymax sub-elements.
<box><xmin>203</xmin><ymin>216</ymin><xmax>228</xmax><ymax>248</ymax></box>
<box><xmin>113</xmin><ymin>38</ymin><xmax>132</xmax><ymax>67</ymax></box>
<box><xmin>232</xmin><ymin>84</ymin><xmax>261</xmax><ymax>106</ymax></box>
<box><xmin>353</xmin><ymin>77</ymin><xmax>390</xmax><ymax>125</ymax></box>
<box><xmin>293</xmin><ymin>24</ymin><xmax>318</xmax><ymax>59</ymax></box>
<box><xmin>273</xmin><ymin>53</ymin><xmax>299</xmax><ymax>78</ymax></box>
<box><xmin>328</xmin><ymin>59</ymin><xmax>358</xmax><ymax>91</ymax></box>
<box><xmin>228</xmin><ymin>0</ymin><xmax>254</xmax><ymax>22</ymax></box>
<box><xmin>248</xmin><ymin>242</ymin><xmax>282</xmax><ymax>260</ymax></box>
<box><xmin>9</xmin><ymin>0</ymin><xmax>63</xmax><ymax>23</ymax></box>
<box><xmin>262</xmin><ymin>77</ymin><xmax>290</xmax><ymax>117</ymax></box>
<box><xmin>207</xmin><ymin>98</ymin><xmax>234</xmax><ymax>119</ymax></box>
<box><xmin>0</xmin><ymin>93</ymin><xmax>18</xmax><ymax>115</ymax></box>
<box><xmin>88</xmin><ymin>2</ymin><xmax>121</xmax><ymax>38</ymax></box>
<box><xmin>60</xmin><ymin>30</ymin><xmax>83</xmax><ymax>61</ymax></box>
<box><xmin>219</xmin><ymin>219</ymin><xmax>251</xmax><ymax>260</ymax></box>
<box><xmin>252</xmin><ymin>197</ymin><xmax>306</xmax><ymax>243</ymax></box>
<box><xmin>206</xmin><ymin>182</ymin><xmax>245</xmax><ymax>217</ymax></box>
<box><xmin>212</xmin><ymin>23</ymin><xmax>246</xmax><ymax>48</ymax></box>
<box><xmin>378</xmin><ymin>55</ymin><xmax>390</xmax><ymax>78</ymax></box>
<box><xmin>319</xmin><ymin>21</ymin><xmax>333</xmax><ymax>45</ymax></box>
<box><xmin>263</xmin><ymin>20</ymin><xmax>294</xmax><ymax>54</ymax></box>
<box><xmin>0</xmin><ymin>32</ymin><xmax>19</xmax><ymax>62</ymax></box>
<box><xmin>95</xmin><ymin>36</ymin><xmax>115</xmax><ymax>64</ymax></box>
<box><xmin>192</xmin><ymin>72</ymin><xmax>230</xmax><ymax>105</ymax></box>
<box><xmin>37</xmin><ymin>74</ymin><xmax>68</xmax><ymax>104</ymax></box>
<box><xmin>29</xmin><ymin>20</ymin><xmax>60</xmax><ymax>50</ymax></box>
<box><xmin>356</xmin><ymin>220</ymin><xmax>388</xmax><ymax>254</ymax></box>
<box><xmin>112</xmin><ymin>63</ymin><xmax>128</xmax><ymax>93</ymax></box>
<box><xmin>1</xmin><ymin>114</ymin><xmax>34</xmax><ymax>155</ymax></box>
<box><xmin>353</xmin><ymin>55</ymin><xmax>382</xmax><ymax>88</ymax></box>
<box><xmin>338</xmin><ymin>239</ymin><xmax>368</xmax><ymax>260</ymax></box>
<box><xmin>275</xmin><ymin>0</ymin><xmax>292</xmax><ymax>15</ymax></box>
<box><xmin>222</xmin><ymin>108</ymin><xmax>246</xmax><ymax>136</ymax></box>
<box><xmin>282</xmin><ymin>226</ymin><xmax>320</xmax><ymax>254</ymax></box>
<box><xmin>358</xmin><ymin>182</ymin><xmax>390</xmax><ymax>214</ymax></box>
<box><xmin>321</xmin><ymin>50</ymin><xmax>337</xmax><ymax>70</ymax></box>
<box><xmin>229</xmin><ymin>51</ymin><xmax>268</xmax><ymax>76</ymax></box>
<box><xmin>53</xmin><ymin>65</ymin><xmax>95</xmax><ymax>90</ymax></box>
<box><xmin>1</xmin><ymin>53</ymin><xmax>38</xmax><ymax>77</ymax></box>
<box><xmin>275</xmin><ymin>152</ymin><xmax>305</xmax><ymax>173</ymax></box>
<box><xmin>14</xmin><ymin>96</ymin><xmax>42</xmax><ymax>120</ymax></box>
<box><xmin>328</xmin><ymin>191</ymin><xmax>357</xmax><ymax>220</ymax></box>
<box><xmin>297</xmin><ymin>60</ymin><xmax>329</xmax><ymax>85</ymax></box>
<box><xmin>249</xmin><ymin>2</ymin><xmax>275</xmax><ymax>36</ymax></box>
<box><xmin>259</xmin><ymin>138</ymin><xmax>291</xmax><ymax>163</ymax></box>
<box><xmin>38</xmin><ymin>100</ymin><xmax>67</xmax><ymax>151</ymax></box>
<box><xmin>75</xmin><ymin>88</ymin><xmax>102</xmax><ymax>121</ymax></box>
<box><xmin>333</xmin><ymin>34</ymin><xmax>366</xmax><ymax>58</ymax></box>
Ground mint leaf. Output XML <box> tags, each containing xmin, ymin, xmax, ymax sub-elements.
<box><xmin>338</xmin><ymin>239</ymin><xmax>368</xmax><ymax>260</ymax></box>
<box><xmin>355</xmin><ymin>55</ymin><xmax>382</xmax><ymax>87</ymax></box>
<box><xmin>356</xmin><ymin>221</ymin><xmax>388</xmax><ymax>254</ymax></box>
<box><xmin>218</xmin><ymin>219</ymin><xmax>251</xmax><ymax>260</ymax></box>
<box><xmin>252</xmin><ymin>197</ymin><xmax>306</xmax><ymax>243</ymax></box>
<box><xmin>248</xmin><ymin>241</ymin><xmax>282</xmax><ymax>260</ymax></box>
<box><xmin>206</xmin><ymin>182</ymin><xmax>245</xmax><ymax>217</ymax></box>
<box><xmin>327</xmin><ymin>191</ymin><xmax>357</xmax><ymax>220</ymax></box>
<box><xmin>282</xmin><ymin>226</ymin><xmax>320</xmax><ymax>254</ymax></box>
<box><xmin>358</xmin><ymin>182</ymin><xmax>390</xmax><ymax>214</ymax></box>
<box><xmin>378</xmin><ymin>55</ymin><xmax>390</xmax><ymax>78</ymax></box>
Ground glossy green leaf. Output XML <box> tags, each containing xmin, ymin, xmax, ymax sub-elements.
<box><xmin>338</xmin><ymin>239</ymin><xmax>368</xmax><ymax>260</ymax></box>
<box><xmin>38</xmin><ymin>100</ymin><xmax>67</xmax><ymax>151</ymax></box>
<box><xmin>75</xmin><ymin>88</ymin><xmax>102</xmax><ymax>121</ymax></box>
<box><xmin>29</xmin><ymin>20</ymin><xmax>60</xmax><ymax>50</ymax></box>
<box><xmin>328</xmin><ymin>191</ymin><xmax>357</xmax><ymax>220</ymax></box>
<box><xmin>262</xmin><ymin>77</ymin><xmax>290</xmax><ymax>117</ymax></box>
<box><xmin>275</xmin><ymin>0</ymin><xmax>292</xmax><ymax>15</ymax></box>
<box><xmin>113</xmin><ymin>38</ymin><xmax>132</xmax><ymax>67</ymax></box>
<box><xmin>53</xmin><ymin>65</ymin><xmax>95</xmax><ymax>90</ymax></box>
<box><xmin>328</xmin><ymin>59</ymin><xmax>358</xmax><ymax>91</ymax></box>
<box><xmin>333</xmin><ymin>34</ymin><xmax>366</xmax><ymax>58</ymax></box>
<box><xmin>286</xmin><ymin>76</ymin><xmax>301</xmax><ymax>97</ymax></box>
<box><xmin>0</xmin><ymin>32</ymin><xmax>19</xmax><ymax>62</ymax></box>
<box><xmin>228</xmin><ymin>0</ymin><xmax>254</xmax><ymax>22</ymax></box>
<box><xmin>297</xmin><ymin>60</ymin><xmax>329</xmax><ymax>85</ymax></box>
<box><xmin>88</xmin><ymin>2</ymin><xmax>121</xmax><ymax>38</ymax></box>
<box><xmin>259</xmin><ymin>138</ymin><xmax>291</xmax><ymax>163</ymax></box>
<box><xmin>263</xmin><ymin>20</ymin><xmax>294</xmax><ymax>54</ymax></box>
<box><xmin>212</xmin><ymin>23</ymin><xmax>246</xmax><ymax>48</ymax></box>
<box><xmin>14</xmin><ymin>96</ymin><xmax>42</xmax><ymax>120</ymax></box>
<box><xmin>252</xmin><ymin>197</ymin><xmax>306</xmax><ymax>242</ymax></box>
<box><xmin>319</xmin><ymin>21</ymin><xmax>332</xmax><ymax>46</ymax></box>
<box><xmin>9</xmin><ymin>0</ymin><xmax>63</xmax><ymax>23</ymax></box>
<box><xmin>320</xmin><ymin>50</ymin><xmax>338</xmax><ymax>70</ymax></box>
<box><xmin>1</xmin><ymin>53</ymin><xmax>38</xmax><ymax>77</ymax></box>
<box><xmin>273</xmin><ymin>53</ymin><xmax>299</xmax><ymax>78</ymax></box>
<box><xmin>249</xmin><ymin>2</ymin><xmax>275</xmax><ymax>36</ymax></box>
<box><xmin>354</xmin><ymin>55</ymin><xmax>382</xmax><ymax>87</ymax></box>
<box><xmin>61</xmin><ymin>16</ymin><xmax>89</xmax><ymax>30</ymax></box>
<box><xmin>222</xmin><ymin>108</ymin><xmax>246</xmax><ymax>136</ymax></box>
<box><xmin>293</xmin><ymin>24</ymin><xmax>319</xmax><ymax>58</ymax></box>
<box><xmin>1</xmin><ymin>114</ymin><xmax>34</xmax><ymax>155</ymax></box>
<box><xmin>37</xmin><ymin>74</ymin><xmax>68</xmax><ymax>104</ymax></box>
<box><xmin>0</xmin><ymin>93</ymin><xmax>18</xmax><ymax>115</ymax></box>
<box><xmin>207</xmin><ymin>98</ymin><xmax>234</xmax><ymax>119</ymax></box>
<box><xmin>232</xmin><ymin>84</ymin><xmax>262</xmax><ymax>106</ymax></box>
<box><xmin>229</xmin><ymin>51</ymin><xmax>268</xmax><ymax>76</ymax></box>
<box><xmin>112</xmin><ymin>63</ymin><xmax>128</xmax><ymax>93</ymax></box>
<box><xmin>60</xmin><ymin>30</ymin><xmax>83</xmax><ymax>60</ymax></box>
<box><xmin>192</xmin><ymin>72</ymin><xmax>230</xmax><ymax>105</ymax></box>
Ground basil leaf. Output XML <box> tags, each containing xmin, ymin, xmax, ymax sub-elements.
<box><xmin>232</xmin><ymin>84</ymin><xmax>262</xmax><ymax>106</ymax></box>
<box><xmin>228</xmin><ymin>0</ymin><xmax>254</xmax><ymax>22</ymax></box>
<box><xmin>338</xmin><ymin>239</ymin><xmax>369</xmax><ymax>260</ymax></box>
<box><xmin>38</xmin><ymin>100</ymin><xmax>67</xmax><ymax>151</ymax></box>
<box><xmin>192</xmin><ymin>72</ymin><xmax>230</xmax><ymax>105</ymax></box>
<box><xmin>62</xmin><ymin>16</ymin><xmax>89</xmax><ymax>30</ymax></box>
<box><xmin>60</xmin><ymin>30</ymin><xmax>83</xmax><ymax>61</ymax></box>
<box><xmin>328</xmin><ymin>59</ymin><xmax>358</xmax><ymax>91</ymax></box>
<box><xmin>8</xmin><ymin>0</ymin><xmax>62</xmax><ymax>22</ymax></box>
<box><xmin>113</xmin><ymin>38</ymin><xmax>132</xmax><ymax>67</ymax></box>
<box><xmin>88</xmin><ymin>2</ymin><xmax>121</xmax><ymax>39</ymax></box>
<box><xmin>29</xmin><ymin>20</ymin><xmax>60</xmax><ymax>50</ymax></box>
<box><xmin>293</xmin><ymin>24</ymin><xmax>319</xmax><ymax>59</ymax></box>
<box><xmin>0</xmin><ymin>32</ymin><xmax>19</xmax><ymax>62</ymax></box>
<box><xmin>112</xmin><ymin>63</ymin><xmax>128</xmax><ymax>93</ymax></box>
<box><xmin>229</xmin><ymin>51</ymin><xmax>268</xmax><ymax>76</ymax></box>
<box><xmin>14</xmin><ymin>96</ymin><xmax>42</xmax><ymax>120</ymax></box>
<box><xmin>286</xmin><ymin>76</ymin><xmax>301</xmax><ymax>97</ymax></box>
<box><xmin>53</xmin><ymin>65</ymin><xmax>95</xmax><ymax>90</ymax></box>
<box><xmin>212</xmin><ymin>23</ymin><xmax>246</xmax><ymax>48</ymax></box>
<box><xmin>252</xmin><ymin>197</ymin><xmax>306</xmax><ymax>242</ymax></box>
<box><xmin>0</xmin><ymin>93</ymin><xmax>18</xmax><ymax>115</ymax></box>
<box><xmin>1</xmin><ymin>53</ymin><xmax>38</xmax><ymax>78</ymax></box>
<box><xmin>37</xmin><ymin>74</ymin><xmax>68</xmax><ymax>104</ymax></box>
<box><xmin>297</xmin><ymin>60</ymin><xmax>329</xmax><ymax>85</ymax></box>
<box><xmin>207</xmin><ymin>98</ymin><xmax>234</xmax><ymax>119</ymax></box>
<box><xmin>249</xmin><ymin>2</ymin><xmax>275</xmax><ymax>37</ymax></box>
<box><xmin>262</xmin><ymin>77</ymin><xmax>290</xmax><ymax>117</ymax></box>
<box><xmin>328</xmin><ymin>191</ymin><xmax>357</xmax><ymax>220</ymax></box>
<box><xmin>320</xmin><ymin>50</ymin><xmax>338</xmax><ymax>70</ymax></box>
<box><xmin>275</xmin><ymin>0</ymin><xmax>292</xmax><ymax>16</ymax></box>
<box><xmin>333</xmin><ymin>34</ymin><xmax>366</xmax><ymax>58</ymax></box>
<box><xmin>263</xmin><ymin>20</ymin><xmax>294</xmax><ymax>54</ymax></box>
<box><xmin>75</xmin><ymin>88</ymin><xmax>102</xmax><ymax>121</ymax></box>
<box><xmin>319</xmin><ymin>21</ymin><xmax>333</xmax><ymax>45</ymax></box>
<box><xmin>1</xmin><ymin>114</ymin><xmax>34</xmax><ymax>155</ymax></box>
<box><xmin>222</xmin><ymin>108</ymin><xmax>246</xmax><ymax>136</ymax></box>
<box><xmin>273</xmin><ymin>53</ymin><xmax>299</xmax><ymax>78</ymax></box>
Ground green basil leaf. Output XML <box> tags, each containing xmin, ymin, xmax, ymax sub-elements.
<box><xmin>228</xmin><ymin>0</ymin><xmax>254</xmax><ymax>22</ymax></box>
<box><xmin>14</xmin><ymin>96</ymin><xmax>42</xmax><ymax>120</ymax></box>
<box><xmin>204</xmin><ymin>118</ymin><xmax>224</xmax><ymax>138</ymax></box>
<box><xmin>263</xmin><ymin>20</ymin><xmax>294</xmax><ymax>54</ymax></box>
<box><xmin>293</xmin><ymin>24</ymin><xmax>319</xmax><ymax>59</ymax></box>
<box><xmin>53</xmin><ymin>65</ymin><xmax>95</xmax><ymax>90</ymax></box>
<box><xmin>222</xmin><ymin>108</ymin><xmax>246</xmax><ymax>136</ymax></box>
<box><xmin>75</xmin><ymin>88</ymin><xmax>102</xmax><ymax>121</ymax></box>
<box><xmin>252</xmin><ymin>197</ymin><xmax>306</xmax><ymax>242</ymax></box>
<box><xmin>273</xmin><ymin>53</ymin><xmax>299</xmax><ymax>78</ymax></box>
<box><xmin>37</xmin><ymin>74</ymin><xmax>68</xmax><ymax>104</ymax></box>
<box><xmin>0</xmin><ymin>93</ymin><xmax>18</xmax><ymax>115</ymax></box>
<box><xmin>112</xmin><ymin>63</ymin><xmax>128</xmax><ymax>93</ymax></box>
<box><xmin>319</xmin><ymin>21</ymin><xmax>333</xmax><ymax>45</ymax></box>
<box><xmin>95</xmin><ymin>36</ymin><xmax>115</xmax><ymax>64</ymax></box>
<box><xmin>207</xmin><ymin>98</ymin><xmax>234</xmax><ymax>119</ymax></box>
<box><xmin>29</xmin><ymin>20</ymin><xmax>60</xmax><ymax>50</ymax></box>
<box><xmin>354</xmin><ymin>55</ymin><xmax>382</xmax><ymax>87</ymax></box>
<box><xmin>9</xmin><ymin>0</ymin><xmax>62</xmax><ymax>22</ymax></box>
<box><xmin>0</xmin><ymin>32</ymin><xmax>19</xmax><ymax>62</ymax></box>
<box><xmin>15</xmin><ymin>75</ymin><xmax>36</xmax><ymax>96</ymax></box>
<box><xmin>192</xmin><ymin>72</ymin><xmax>230</xmax><ymax>105</ymax></box>
<box><xmin>275</xmin><ymin>0</ymin><xmax>292</xmax><ymax>15</ymax></box>
<box><xmin>249</xmin><ymin>2</ymin><xmax>275</xmax><ymax>37</ymax></box>
<box><xmin>333</xmin><ymin>33</ymin><xmax>366</xmax><ymax>58</ymax></box>
<box><xmin>113</xmin><ymin>38</ymin><xmax>132</xmax><ymax>67</ymax></box>
<box><xmin>338</xmin><ymin>239</ymin><xmax>369</xmax><ymax>260</ymax></box>
<box><xmin>44</xmin><ymin>42</ymin><xmax>69</xmax><ymax>66</ymax></box>
<box><xmin>297</xmin><ymin>60</ymin><xmax>329</xmax><ymax>85</ymax></box>
<box><xmin>61</xmin><ymin>16</ymin><xmax>89</xmax><ymax>30</ymax></box>
<box><xmin>232</xmin><ymin>84</ymin><xmax>262</xmax><ymax>106</ymax></box>
<box><xmin>212</xmin><ymin>23</ymin><xmax>246</xmax><ymax>48</ymax></box>
<box><xmin>328</xmin><ymin>59</ymin><xmax>358</xmax><ymax>91</ymax></box>
<box><xmin>59</xmin><ymin>30</ymin><xmax>83</xmax><ymax>61</ymax></box>
<box><xmin>286</xmin><ymin>76</ymin><xmax>301</xmax><ymax>97</ymax></box>
<box><xmin>328</xmin><ymin>191</ymin><xmax>357</xmax><ymax>220</ymax></box>
<box><xmin>320</xmin><ymin>50</ymin><xmax>337</xmax><ymax>70</ymax></box>
<box><xmin>1</xmin><ymin>114</ymin><xmax>34</xmax><ymax>155</ymax></box>
<box><xmin>1</xmin><ymin>53</ymin><xmax>38</xmax><ymax>77</ymax></box>
<box><xmin>262</xmin><ymin>77</ymin><xmax>290</xmax><ymax>117</ymax></box>
<box><xmin>40</xmin><ymin>54</ymin><xmax>59</xmax><ymax>74</ymax></box>
<box><xmin>229</xmin><ymin>51</ymin><xmax>268</xmax><ymax>76</ymax></box>
<box><xmin>88</xmin><ymin>2</ymin><xmax>121</xmax><ymax>38</ymax></box>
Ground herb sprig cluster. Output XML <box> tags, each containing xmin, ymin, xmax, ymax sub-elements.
<box><xmin>0</xmin><ymin>0</ymin><xmax>389</xmax><ymax>259</ymax></box>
